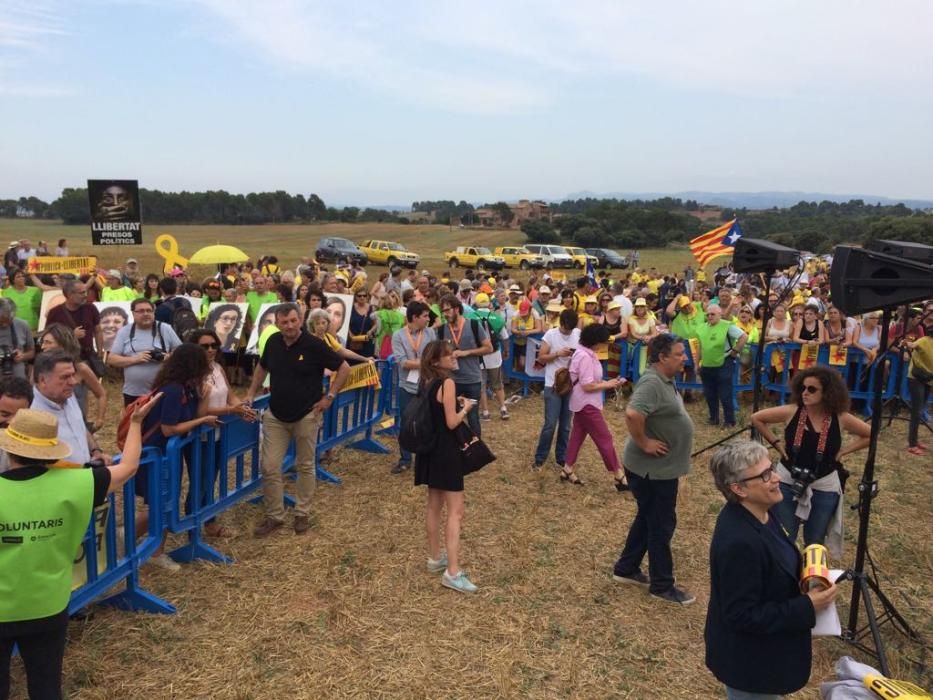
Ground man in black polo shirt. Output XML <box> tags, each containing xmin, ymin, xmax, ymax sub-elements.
<box><xmin>246</xmin><ymin>303</ymin><xmax>349</xmax><ymax>536</ymax></box>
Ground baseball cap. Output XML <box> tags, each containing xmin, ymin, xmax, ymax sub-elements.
<box><xmin>459</xmin><ymin>279</ymin><xmax>472</xmax><ymax>291</ymax></box>
<box><xmin>106</xmin><ymin>269</ymin><xmax>122</xmax><ymax>279</ymax></box>
<box><xmin>474</xmin><ymin>292</ymin><xmax>490</xmax><ymax>306</ymax></box>
<box><xmin>125</xmin><ymin>258</ymin><xmax>138</xmax><ymax>265</ymax></box>
<box><xmin>538</xmin><ymin>285</ymin><xmax>551</xmax><ymax>294</ymax></box>
<box><xmin>519</xmin><ymin>299</ymin><xmax>531</xmax><ymax>314</ymax></box>
<box><xmin>508</xmin><ymin>284</ymin><xmax>522</xmax><ymax>293</ymax></box>
<box><xmin>677</xmin><ymin>295</ymin><xmax>691</xmax><ymax>309</ymax></box>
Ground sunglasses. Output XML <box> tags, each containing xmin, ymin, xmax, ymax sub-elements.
<box><xmin>802</xmin><ymin>384</ymin><xmax>821</xmax><ymax>394</ymax></box>
<box><xmin>199</xmin><ymin>342</ymin><xmax>220</xmax><ymax>350</ymax></box>
<box><xmin>737</xmin><ymin>466</ymin><xmax>775</xmax><ymax>484</ymax></box>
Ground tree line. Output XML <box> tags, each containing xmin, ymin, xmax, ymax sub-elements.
<box><xmin>522</xmin><ymin>198</ymin><xmax>931</xmax><ymax>253</ymax></box>
<box><xmin>3</xmin><ymin>190</ymin><xmax>930</xmax><ymax>252</ymax></box>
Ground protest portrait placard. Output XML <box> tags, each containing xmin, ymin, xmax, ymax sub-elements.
<box><xmin>206</xmin><ymin>302</ymin><xmax>248</xmax><ymax>352</ymax></box>
<box><xmin>94</xmin><ymin>301</ymin><xmax>132</xmax><ymax>352</ymax></box>
<box><xmin>27</xmin><ymin>256</ymin><xmax>98</xmax><ymax>276</ymax></box>
<box><xmin>88</xmin><ymin>179</ymin><xmax>143</xmax><ymax>245</ymax></box>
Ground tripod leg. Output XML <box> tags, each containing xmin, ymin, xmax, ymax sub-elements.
<box><xmin>858</xmin><ymin>577</ymin><xmax>890</xmax><ymax>677</ymax></box>
<box><xmin>864</xmin><ymin>575</ymin><xmax>922</xmax><ymax>642</ymax></box>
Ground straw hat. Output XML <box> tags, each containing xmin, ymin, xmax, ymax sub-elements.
<box><xmin>546</xmin><ymin>302</ymin><xmax>563</xmax><ymax>313</ymax></box>
<box><xmin>0</xmin><ymin>409</ymin><xmax>72</xmax><ymax>461</ymax></box>
<box><xmin>634</xmin><ymin>298</ymin><xmax>648</xmax><ymax>307</ymax></box>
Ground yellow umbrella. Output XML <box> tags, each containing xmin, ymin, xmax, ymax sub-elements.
<box><xmin>188</xmin><ymin>244</ymin><xmax>250</xmax><ymax>265</ymax></box>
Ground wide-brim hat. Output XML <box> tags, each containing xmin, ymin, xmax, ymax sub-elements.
<box><xmin>634</xmin><ymin>298</ymin><xmax>648</xmax><ymax>307</ymax></box>
<box><xmin>0</xmin><ymin>409</ymin><xmax>72</xmax><ymax>460</ymax></box>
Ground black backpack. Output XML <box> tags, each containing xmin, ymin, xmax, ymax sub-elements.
<box><xmin>169</xmin><ymin>299</ymin><xmax>200</xmax><ymax>340</ymax></box>
<box><xmin>476</xmin><ymin>313</ymin><xmax>500</xmax><ymax>352</ymax></box>
<box><xmin>399</xmin><ymin>379</ymin><xmax>441</xmax><ymax>455</ymax></box>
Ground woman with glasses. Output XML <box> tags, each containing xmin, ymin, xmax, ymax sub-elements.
<box><xmin>750</xmin><ymin>367</ymin><xmax>870</xmax><ymax>555</ymax></box>
<box><xmin>348</xmin><ymin>289</ymin><xmax>378</xmax><ymax>358</ymax></box>
<box><xmin>205</xmin><ymin>303</ymin><xmax>244</xmax><ymax>353</ymax></box>
<box><xmin>705</xmin><ymin>440</ymin><xmax>838</xmax><ymax>700</ymax></box>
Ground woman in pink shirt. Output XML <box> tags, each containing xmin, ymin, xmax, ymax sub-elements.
<box><xmin>561</xmin><ymin>323</ymin><xmax>628</xmax><ymax>490</ymax></box>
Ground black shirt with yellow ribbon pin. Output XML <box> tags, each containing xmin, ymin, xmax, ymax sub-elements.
<box><xmin>260</xmin><ymin>329</ymin><xmax>343</xmax><ymax>423</ymax></box>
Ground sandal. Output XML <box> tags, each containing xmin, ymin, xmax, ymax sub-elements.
<box><xmin>613</xmin><ymin>475</ymin><xmax>630</xmax><ymax>492</ymax></box>
<box><xmin>907</xmin><ymin>445</ymin><xmax>926</xmax><ymax>456</ymax></box>
<box><xmin>560</xmin><ymin>467</ymin><xmax>584</xmax><ymax>486</ymax></box>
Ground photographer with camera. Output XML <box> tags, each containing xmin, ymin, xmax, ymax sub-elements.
<box><xmin>751</xmin><ymin>367</ymin><xmax>870</xmax><ymax>556</ymax></box>
<box><xmin>107</xmin><ymin>298</ymin><xmax>182</xmax><ymax>405</ymax></box>
<box><xmin>0</xmin><ymin>298</ymin><xmax>34</xmax><ymax>380</ymax></box>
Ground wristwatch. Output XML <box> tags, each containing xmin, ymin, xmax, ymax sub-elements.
<box><xmin>326</xmin><ymin>392</ymin><xmax>336</xmax><ymax>400</ymax></box>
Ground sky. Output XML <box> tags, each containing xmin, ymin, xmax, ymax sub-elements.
<box><xmin>2</xmin><ymin>0</ymin><xmax>932</xmax><ymax>206</ymax></box>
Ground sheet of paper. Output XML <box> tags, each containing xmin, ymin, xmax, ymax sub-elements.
<box><xmin>812</xmin><ymin>569</ymin><xmax>844</xmax><ymax>637</ymax></box>
<box><xmin>406</xmin><ymin>368</ymin><xmax>420</xmax><ymax>383</ymax></box>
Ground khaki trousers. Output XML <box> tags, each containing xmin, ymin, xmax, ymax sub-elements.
<box><xmin>260</xmin><ymin>410</ymin><xmax>320</xmax><ymax>522</ymax></box>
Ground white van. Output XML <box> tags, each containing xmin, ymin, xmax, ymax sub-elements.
<box><xmin>523</xmin><ymin>244</ymin><xmax>575</xmax><ymax>269</ymax></box>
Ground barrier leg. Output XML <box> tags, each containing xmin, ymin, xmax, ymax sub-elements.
<box><xmin>169</xmin><ymin>529</ymin><xmax>233</xmax><ymax>565</ymax></box>
<box><xmin>99</xmin><ymin>570</ymin><xmax>175</xmax><ymax>615</ymax></box>
<box><xmin>316</xmin><ymin>466</ymin><xmax>342</xmax><ymax>484</ymax></box>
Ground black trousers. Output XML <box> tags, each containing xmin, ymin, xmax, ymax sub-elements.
<box><xmin>614</xmin><ymin>469</ymin><xmax>679</xmax><ymax>594</ymax></box>
<box><xmin>0</xmin><ymin>609</ymin><xmax>69</xmax><ymax>700</ymax></box>
<box><xmin>907</xmin><ymin>377</ymin><xmax>931</xmax><ymax>447</ymax></box>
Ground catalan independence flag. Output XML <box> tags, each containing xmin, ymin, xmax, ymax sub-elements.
<box><xmin>689</xmin><ymin>219</ymin><xmax>743</xmax><ymax>267</ymax></box>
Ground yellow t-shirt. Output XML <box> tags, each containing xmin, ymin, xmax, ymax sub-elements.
<box><xmin>645</xmin><ymin>279</ymin><xmax>661</xmax><ymax>294</ymax></box>
<box><xmin>696</xmin><ymin>270</ymin><xmax>707</xmax><ymax>282</ymax></box>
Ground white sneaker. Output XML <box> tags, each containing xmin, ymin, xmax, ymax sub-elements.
<box><xmin>148</xmin><ymin>553</ymin><xmax>181</xmax><ymax>572</ymax></box>
<box><xmin>426</xmin><ymin>552</ymin><xmax>448</xmax><ymax>573</ymax></box>
<box><xmin>442</xmin><ymin>570</ymin><xmax>478</xmax><ymax>593</ymax></box>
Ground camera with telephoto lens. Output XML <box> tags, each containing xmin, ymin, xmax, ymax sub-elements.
<box><xmin>0</xmin><ymin>345</ymin><xmax>15</xmax><ymax>377</ymax></box>
<box><xmin>149</xmin><ymin>349</ymin><xmax>165</xmax><ymax>363</ymax></box>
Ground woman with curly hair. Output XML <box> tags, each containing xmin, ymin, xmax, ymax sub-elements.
<box><xmin>136</xmin><ymin>343</ymin><xmax>219</xmax><ymax>570</ymax></box>
<box><xmin>750</xmin><ymin>366</ymin><xmax>870</xmax><ymax>555</ymax></box>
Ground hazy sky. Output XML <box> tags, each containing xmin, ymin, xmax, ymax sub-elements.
<box><xmin>3</xmin><ymin>0</ymin><xmax>932</xmax><ymax>205</ymax></box>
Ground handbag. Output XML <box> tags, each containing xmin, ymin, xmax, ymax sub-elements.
<box><xmin>86</xmin><ymin>351</ymin><xmax>108</xmax><ymax>378</ymax></box>
<box><xmin>454</xmin><ymin>423</ymin><xmax>495</xmax><ymax>475</ymax></box>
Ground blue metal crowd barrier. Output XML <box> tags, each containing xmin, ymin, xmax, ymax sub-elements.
<box><xmin>317</xmin><ymin>371</ymin><xmax>389</xmax><ymax>482</ymax></box>
<box><xmin>69</xmin><ymin>447</ymin><xmax>174</xmax><ymax>615</ymax></box>
<box><xmin>376</xmin><ymin>357</ymin><xmax>401</xmax><ymax>436</ymax></box>
<box><xmin>501</xmin><ymin>333</ymin><xmax>546</xmax><ymax>395</ymax></box>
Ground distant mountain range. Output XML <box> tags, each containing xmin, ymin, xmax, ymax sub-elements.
<box><xmin>559</xmin><ymin>190</ymin><xmax>933</xmax><ymax>210</ymax></box>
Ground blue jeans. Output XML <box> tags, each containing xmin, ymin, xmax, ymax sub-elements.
<box><xmin>726</xmin><ymin>687</ymin><xmax>781</xmax><ymax>700</ymax></box>
<box><xmin>534</xmin><ymin>387</ymin><xmax>572</xmax><ymax>465</ymax></box>
<box><xmin>397</xmin><ymin>388</ymin><xmax>415</xmax><ymax>464</ymax></box>
<box><xmin>700</xmin><ymin>358</ymin><xmax>736</xmax><ymax>425</ymax></box>
<box><xmin>614</xmin><ymin>469</ymin><xmax>679</xmax><ymax>594</ymax></box>
<box><xmin>456</xmin><ymin>381</ymin><xmax>483</xmax><ymax>439</ymax></box>
<box><xmin>775</xmin><ymin>482</ymin><xmax>839</xmax><ymax>546</ymax></box>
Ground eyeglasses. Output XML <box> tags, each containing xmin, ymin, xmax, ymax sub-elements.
<box><xmin>736</xmin><ymin>466</ymin><xmax>775</xmax><ymax>484</ymax></box>
<box><xmin>199</xmin><ymin>342</ymin><xmax>220</xmax><ymax>350</ymax></box>
<box><xmin>802</xmin><ymin>384</ymin><xmax>821</xmax><ymax>394</ymax></box>
<box><xmin>355</xmin><ymin>294</ymin><xmax>368</xmax><ymax>298</ymax></box>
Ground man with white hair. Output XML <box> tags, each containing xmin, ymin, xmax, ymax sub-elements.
<box><xmin>695</xmin><ymin>304</ymin><xmax>747</xmax><ymax>428</ymax></box>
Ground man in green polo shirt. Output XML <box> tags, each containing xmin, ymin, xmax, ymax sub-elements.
<box><xmin>696</xmin><ymin>304</ymin><xmax>747</xmax><ymax>427</ymax></box>
<box><xmin>1</xmin><ymin>269</ymin><xmax>41</xmax><ymax>331</ymax></box>
<box><xmin>613</xmin><ymin>333</ymin><xmax>696</xmax><ymax>606</ymax></box>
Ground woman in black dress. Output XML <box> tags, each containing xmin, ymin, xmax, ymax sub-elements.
<box><xmin>415</xmin><ymin>340</ymin><xmax>479</xmax><ymax>594</ymax></box>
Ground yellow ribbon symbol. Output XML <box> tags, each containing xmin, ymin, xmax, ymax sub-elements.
<box><xmin>155</xmin><ymin>234</ymin><xmax>189</xmax><ymax>275</ymax></box>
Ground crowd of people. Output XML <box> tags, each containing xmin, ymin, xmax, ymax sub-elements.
<box><xmin>0</xmin><ymin>238</ymin><xmax>931</xmax><ymax>698</ymax></box>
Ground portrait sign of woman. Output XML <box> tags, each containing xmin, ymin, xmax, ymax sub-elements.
<box><xmin>94</xmin><ymin>302</ymin><xmax>131</xmax><ymax>352</ymax></box>
<box><xmin>206</xmin><ymin>303</ymin><xmax>246</xmax><ymax>352</ymax></box>
<box><xmin>246</xmin><ymin>303</ymin><xmax>287</xmax><ymax>355</ymax></box>
<box><xmin>326</xmin><ymin>294</ymin><xmax>353</xmax><ymax>343</ymax></box>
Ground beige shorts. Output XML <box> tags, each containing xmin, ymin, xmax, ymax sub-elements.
<box><xmin>482</xmin><ymin>365</ymin><xmax>504</xmax><ymax>391</ymax></box>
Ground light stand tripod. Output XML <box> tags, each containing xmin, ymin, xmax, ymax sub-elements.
<box><xmin>839</xmin><ymin>305</ymin><xmax>922</xmax><ymax>675</ymax></box>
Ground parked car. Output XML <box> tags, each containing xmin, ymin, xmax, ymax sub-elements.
<box><xmin>585</xmin><ymin>248</ymin><xmax>630</xmax><ymax>269</ymax></box>
<box><xmin>563</xmin><ymin>246</ymin><xmax>600</xmax><ymax>270</ymax></box>
<box><xmin>494</xmin><ymin>246</ymin><xmax>545</xmax><ymax>270</ymax></box>
<box><xmin>523</xmin><ymin>244</ymin><xmax>575</xmax><ymax>269</ymax></box>
<box><xmin>444</xmin><ymin>246</ymin><xmax>505</xmax><ymax>271</ymax></box>
<box><xmin>359</xmin><ymin>240</ymin><xmax>420</xmax><ymax>268</ymax></box>
<box><xmin>315</xmin><ymin>237</ymin><xmax>368</xmax><ymax>265</ymax></box>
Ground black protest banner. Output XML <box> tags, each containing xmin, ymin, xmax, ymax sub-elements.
<box><xmin>88</xmin><ymin>179</ymin><xmax>143</xmax><ymax>245</ymax></box>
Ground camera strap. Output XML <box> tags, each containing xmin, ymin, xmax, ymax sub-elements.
<box><xmin>790</xmin><ymin>407</ymin><xmax>831</xmax><ymax>465</ymax></box>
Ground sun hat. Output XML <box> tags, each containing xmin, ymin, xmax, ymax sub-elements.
<box><xmin>0</xmin><ymin>409</ymin><xmax>72</xmax><ymax>461</ymax></box>
<box><xmin>584</xmin><ymin>296</ymin><xmax>598</xmax><ymax>306</ymax></box>
<box><xmin>607</xmin><ymin>300</ymin><xmax>622</xmax><ymax>311</ymax></box>
<box><xmin>546</xmin><ymin>301</ymin><xmax>563</xmax><ymax>313</ymax></box>
<box><xmin>538</xmin><ymin>285</ymin><xmax>551</xmax><ymax>294</ymax></box>
<box><xmin>634</xmin><ymin>298</ymin><xmax>648</xmax><ymax>307</ymax></box>
<box><xmin>459</xmin><ymin>279</ymin><xmax>472</xmax><ymax>291</ymax></box>
<box><xmin>508</xmin><ymin>284</ymin><xmax>522</xmax><ymax>293</ymax></box>
<box><xmin>474</xmin><ymin>292</ymin><xmax>490</xmax><ymax>306</ymax></box>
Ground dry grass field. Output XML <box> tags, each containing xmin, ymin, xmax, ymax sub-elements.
<box><xmin>3</xmin><ymin>220</ymin><xmax>931</xmax><ymax>698</ymax></box>
<box><xmin>8</xmin><ymin>380</ymin><xmax>933</xmax><ymax>699</ymax></box>
<box><xmin>1</xmin><ymin>219</ymin><xmax>698</xmax><ymax>280</ymax></box>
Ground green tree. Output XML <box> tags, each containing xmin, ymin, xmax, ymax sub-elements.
<box><xmin>522</xmin><ymin>220</ymin><xmax>559</xmax><ymax>244</ymax></box>
<box><xmin>491</xmin><ymin>201</ymin><xmax>514</xmax><ymax>225</ymax></box>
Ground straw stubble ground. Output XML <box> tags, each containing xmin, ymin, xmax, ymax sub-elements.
<box><xmin>11</xmin><ymin>386</ymin><xmax>932</xmax><ymax>699</ymax></box>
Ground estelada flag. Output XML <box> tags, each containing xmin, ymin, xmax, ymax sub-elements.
<box><xmin>690</xmin><ymin>219</ymin><xmax>743</xmax><ymax>267</ymax></box>
<box><xmin>797</xmin><ymin>344</ymin><xmax>819</xmax><ymax>370</ymax></box>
